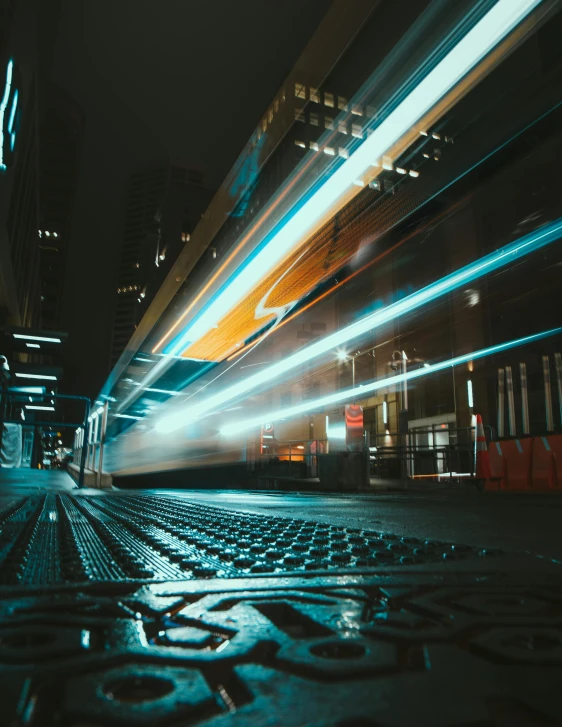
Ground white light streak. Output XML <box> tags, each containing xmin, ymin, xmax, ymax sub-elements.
<box><xmin>220</xmin><ymin>328</ymin><xmax>562</xmax><ymax>436</ymax></box>
<box><xmin>26</xmin><ymin>405</ymin><xmax>55</xmax><ymax>411</ymax></box>
<box><xmin>164</xmin><ymin>0</ymin><xmax>540</xmax><ymax>357</ymax></box>
<box><xmin>155</xmin><ymin>218</ymin><xmax>562</xmax><ymax>434</ymax></box>
<box><xmin>13</xmin><ymin>334</ymin><xmax>62</xmax><ymax>343</ymax></box>
<box><xmin>15</xmin><ymin>373</ymin><xmax>57</xmax><ymax>381</ymax></box>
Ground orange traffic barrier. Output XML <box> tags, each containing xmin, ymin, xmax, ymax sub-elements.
<box><xmin>547</xmin><ymin>434</ymin><xmax>562</xmax><ymax>490</ymax></box>
<box><xmin>531</xmin><ymin>436</ymin><xmax>558</xmax><ymax>490</ymax></box>
<box><xmin>488</xmin><ymin>441</ymin><xmax>505</xmax><ymax>490</ymax></box>
<box><xmin>501</xmin><ymin>438</ymin><xmax>533</xmax><ymax>491</ymax></box>
<box><xmin>475</xmin><ymin>414</ymin><xmax>499</xmax><ymax>490</ymax></box>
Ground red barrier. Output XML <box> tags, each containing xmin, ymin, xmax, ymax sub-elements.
<box><xmin>489</xmin><ymin>435</ymin><xmax>562</xmax><ymax>492</ymax></box>
<box><xmin>532</xmin><ymin>437</ymin><xmax>558</xmax><ymax>490</ymax></box>
<box><xmin>547</xmin><ymin>434</ymin><xmax>562</xmax><ymax>490</ymax></box>
<box><xmin>487</xmin><ymin>441</ymin><xmax>505</xmax><ymax>491</ymax></box>
<box><xmin>501</xmin><ymin>438</ymin><xmax>533</xmax><ymax>491</ymax></box>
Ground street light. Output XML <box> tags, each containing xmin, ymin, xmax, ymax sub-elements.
<box><xmin>390</xmin><ymin>350</ymin><xmax>408</xmax><ymax>412</ymax></box>
<box><xmin>336</xmin><ymin>350</ymin><xmax>360</xmax><ymax>400</ymax></box>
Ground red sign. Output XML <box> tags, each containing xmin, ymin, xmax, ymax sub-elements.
<box><xmin>345</xmin><ymin>405</ymin><xmax>364</xmax><ymax>452</ymax></box>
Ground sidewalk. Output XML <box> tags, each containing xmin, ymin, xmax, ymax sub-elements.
<box><xmin>0</xmin><ymin>467</ymin><xmax>77</xmax><ymax>496</ymax></box>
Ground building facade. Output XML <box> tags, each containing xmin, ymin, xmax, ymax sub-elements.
<box><xmin>110</xmin><ymin>165</ymin><xmax>213</xmax><ymax>367</ymax></box>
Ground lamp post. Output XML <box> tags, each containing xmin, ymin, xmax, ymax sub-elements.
<box><xmin>0</xmin><ymin>355</ymin><xmax>11</xmax><ymax>465</ymax></box>
<box><xmin>337</xmin><ymin>350</ymin><xmax>359</xmax><ymax>402</ymax></box>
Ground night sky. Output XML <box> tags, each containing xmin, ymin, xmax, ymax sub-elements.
<box><xmin>53</xmin><ymin>0</ymin><xmax>332</xmax><ymax>398</ymax></box>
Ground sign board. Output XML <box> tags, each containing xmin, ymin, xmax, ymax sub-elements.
<box><xmin>345</xmin><ymin>404</ymin><xmax>363</xmax><ymax>452</ymax></box>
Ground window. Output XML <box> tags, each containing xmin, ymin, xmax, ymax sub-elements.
<box><xmin>310</xmin><ymin>88</ymin><xmax>319</xmax><ymax>103</ymax></box>
<box><xmin>309</xmin><ymin>112</ymin><xmax>319</xmax><ymax>127</ymax></box>
<box><xmin>274</xmin><ymin>99</ymin><xmax>279</xmax><ymax>113</ymax></box>
<box><xmin>294</xmin><ymin>140</ymin><xmax>306</xmax><ymax>149</ymax></box>
<box><xmin>338</xmin><ymin>96</ymin><xmax>347</xmax><ymax>111</ymax></box>
<box><xmin>294</xmin><ymin>83</ymin><xmax>306</xmax><ymax>99</ymax></box>
<box><xmin>325</xmin><ymin>116</ymin><xmax>334</xmax><ymax>130</ymax></box>
<box><xmin>323</xmin><ymin>146</ymin><xmax>335</xmax><ymax>155</ymax></box>
<box><xmin>351</xmin><ymin>105</ymin><xmax>363</xmax><ymax>116</ymax></box>
<box><xmin>338</xmin><ymin>121</ymin><xmax>348</xmax><ymax>135</ymax></box>
<box><xmin>324</xmin><ymin>92</ymin><xmax>334</xmax><ymax>108</ymax></box>
<box><xmin>338</xmin><ymin>148</ymin><xmax>349</xmax><ymax>159</ymax></box>
<box><xmin>295</xmin><ymin>107</ymin><xmax>305</xmax><ymax>122</ymax></box>
<box><xmin>366</xmin><ymin>104</ymin><xmax>376</xmax><ymax>117</ymax></box>
<box><xmin>262</xmin><ymin>118</ymin><xmax>267</xmax><ymax>132</ymax></box>
<box><xmin>310</xmin><ymin>141</ymin><xmax>319</xmax><ymax>152</ymax></box>
<box><xmin>268</xmin><ymin>108</ymin><xmax>273</xmax><ymax>123</ymax></box>
<box><xmin>351</xmin><ymin>124</ymin><xmax>363</xmax><ymax>139</ymax></box>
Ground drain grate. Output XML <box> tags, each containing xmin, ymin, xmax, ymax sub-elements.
<box><xmin>0</xmin><ymin>493</ymin><xmax>498</xmax><ymax>586</ymax></box>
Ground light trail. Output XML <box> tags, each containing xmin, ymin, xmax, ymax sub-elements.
<box><xmin>220</xmin><ymin>327</ymin><xmax>562</xmax><ymax>436</ymax></box>
<box><xmin>160</xmin><ymin>0</ymin><xmax>541</xmax><ymax>359</ymax></box>
<box><xmin>155</xmin><ymin>216</ymin><xmax>562</xmax><ymax>433</ymax></box>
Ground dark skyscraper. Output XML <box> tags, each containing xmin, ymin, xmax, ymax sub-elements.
<box><xmin>38</xmin><ymin>83</ymin><xmax>85</xmax><ymax>330</ymax></box>
<box><xmin>110</xmin><ymin>164</ymin><xmax>213</xmax><ymax>367</ymax></box>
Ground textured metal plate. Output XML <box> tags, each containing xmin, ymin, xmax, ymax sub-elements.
<box><xmin>1</xmin><ymin>573</ymin><xmax>562</xmax><ymax>726</ymax></box>
<box><xmin>1</xmin><ymin>493</ymin><xmax>561</xmax><ymax>726</ymax></box>
<box><xmin>0</xmin><ymin>494</ymin><xmax>498</xmax><ymax>586</ymax></box>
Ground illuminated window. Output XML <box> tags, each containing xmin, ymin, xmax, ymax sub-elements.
<box><xmin>262</xmin><ymin>118</ymin><xmax>267</xmax><ymax>132</ymax></box>
<box><xmin>351</xmin><ymin>124</ymin><xmax>363</xmax><ymax>139</ymax></box>
<box><xmin>268</xmin><ymin>108</ymin><xmax>273</xmax><ymax>123</ymax></box>
<box><xmin>432</xmin><ymin>132</ymin><xmax>441</xmax><ymax>140</ymax></box>
<box><xmin>295</xmin><ymin>107</ymin><xmax>305</xmax><ymax>122</ymax></box>
<box><xmin>409</xmin><ymin>169</ymin><xmax>420</xmax><ymax>178</ymax></box>
<box><xmin>369</xmin><ymin>180</ymin><xmax>381</xmax><ymax>191</ymax></box>
<box><xmin>351</xmin><ymin>105</ymin><xmax>363</xmax><ymax>116</ymax></box>
<box><xmin>338</xmin><ymin>121</ymin><xmax>347</xmax><ymax>135</ymax></box>
<box><xmin>324</xmin><ymin>92</ymin><xmax>334</xmax><ymax>108</ymax></box>
<box><xmin>338</xmin><ymin>148</ymin><xmax>349</xmax><ymax>159</ymax></box>
<box><xmin>338</xmin><ymin>96</ymin><xmax>347</xmax><ymax>111</ymax></box>
<box><xmin>310</xmin><ymin>88</ymin><xmax>319</xmax><ymax>103</ymax></box>
<box><xmin>382</xmin><ymin>156</ymin><xmax>393</xmax><ymax>170</ymax></box>
<box><xmin>366</xmin><ymin>104</ymin><xmax>376</xmax><ymax>117</ymax></box>
<box><xmin>274</xmin><ymin>99</ymin><xmax>279</xmax><ymax>113</ymax></box>
<box><xmin>323</xmin><ymin>146</ymin><xmax>335</xmax><ymax>156</ymax></box>
<box><xmin>281</xmin><ymin>89</ymin><xmax>286</xmax><ymax>103</ymax></box>
<box><xmin>325</xmin><ymin>116</ymin><xmax>334</xmax><ymax>130</ymax></box>
<box><xmin>310</xmin><ymin>141</ymin><xmax>319</xmax><ymax>152</ymax></box>
<box><xmin>134</xmin><ymin>262</ymin><xmax>140</xmax><ymax>268</ymax></box>
<box><xmin>396</xmin><ymin>167</ymin><xmax>406</xmax><ymax>174</ymax></box>
<box><xmin>309</xmin><ymin>112</ymin><xmax>319</xmax><ymax>126</ymax></box>
<box><xmin>181</xmin><ymin>232</ymin><xmax>190</xmax><ymax>242</ymax></box>
<box><xmin>294</xmin><ymin>140</ymin><xmax>306</xmax><ymax>149</ymax></box>
<box><xmin>294</xmin><ymin>83</ymin><xmax>306</xmax><ymax>99</ymax></box>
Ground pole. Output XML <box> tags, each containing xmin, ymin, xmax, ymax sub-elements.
<box><xmin>96</xmin><ymin>401</ymin><xmax>109</xmax><ymax>488</ymax></box>
<box><xmin>402</xmin><ymin>352</ymin><xmax>409</xmax><ymax>478</ymax></box>
<box><xmin>505</xmin><ymin>366</ymin><xmax>516</xmax><ymax>437</ymax></box>
<box><xmin>520</xmin><ymin>363</ymin><xmax>530</xmax><ymax>435</ymax></box>
<box><xmin>78</xmin><ymin>399</ymin><xmax>90</xmax><ymax>487</ymax></box>
<box><xmin>497</xmin><ymin>368</ymin><xmax>505</xmax><ymax>438</ymax></box>
<box><xmin>543</xmin><ymin>355</ymin><xmax>554</xmax><ymax>432</ymax></box>
<box><xmin>555</xmin><ymin>353</ymin><xmax>562</xmax><ymax>429</ymax></box>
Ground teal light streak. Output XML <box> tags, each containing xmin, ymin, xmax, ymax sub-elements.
<box><xmin>220</xmin><ymin>327</ymin><xmax>562</xmax><ymax>436</ymax></box>
<box><xmin>0</xmin><ymin>59</ymin><xmax>14</xmax><ymax>170</ymax></box>
<box><xmin>156</xmin><ymin>216</ymin><xmax>562</xmax><ymax>434</ymax></box>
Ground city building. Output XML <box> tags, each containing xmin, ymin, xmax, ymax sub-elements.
<box><xmin>94</xmin><ymin>0</ymin><xmax>562</xmax><ymax>484</ymax></box>
<box><xmin>110</xmin><ymin>165</ymin><xmax>213</xmax><ymax>367</ymax></box>
<box><xmin>38</xmin><ymin>83</ymin><xmax>85</xmax><ymax>330</ymax></box>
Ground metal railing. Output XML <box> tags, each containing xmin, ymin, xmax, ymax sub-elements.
<box><xmin>0</xmin><ymin>391</ymin><xmax>91</xmax><ymax>486</ymax></box>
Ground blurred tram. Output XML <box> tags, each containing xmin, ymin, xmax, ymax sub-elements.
<box><xmin>85</xmin><ymin>0</ymin><xmax>562</xmax><ymax>484</ymax></box>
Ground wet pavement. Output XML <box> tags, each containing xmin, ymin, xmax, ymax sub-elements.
<box><xmin>0</xmin><ymin>470</ymin><xmax>561</xmax><ymax>725</ymax></box>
